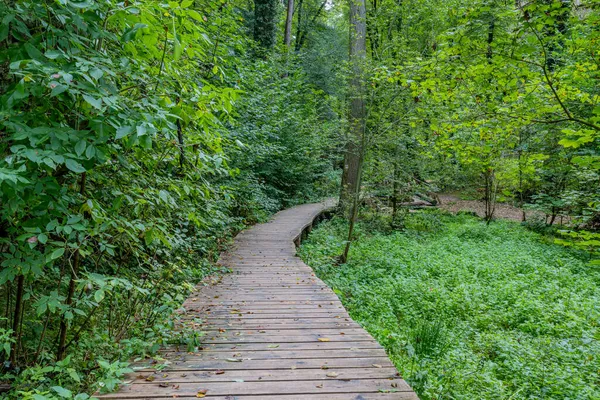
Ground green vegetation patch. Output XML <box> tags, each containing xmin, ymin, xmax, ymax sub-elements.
<box><xmin>299</xmin><ymin>211</ymin><xmax>600</xmax><ymax>400</ymax></box>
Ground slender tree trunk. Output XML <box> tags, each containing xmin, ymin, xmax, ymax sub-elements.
<box><xmin>294</xmin><ymin>0</ymin><xmax>304</xmax><ymax>51</ymax></box>
<box><xmin>9</xmin><ymin>275</ymin><xmax>24</xmax><ymax>364</ymax></box>
<box><xmin>284</xmin><ymin>0</ymin><xmax>294</xmax><ymax>48</ymax></box>
<box><xmin>339</xmin><ymin>0</ymin><xmax>367</xmax><ymax>264</ymax></box>
<box><xmin>56</xmin><ymin>251</ymin><xmax>79</xmax><ymax>360</ymax></box>
<box><xmin>340</xmin><ymin>0</ymin><xmax>367</xmax><ymax>216</ymax></box>
<box><xmin>177</xmin><ymin>119</ymin><xmax>185</xmax><ymax>169</ymax></box>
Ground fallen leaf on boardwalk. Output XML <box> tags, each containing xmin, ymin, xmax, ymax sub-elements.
<box><xmin>226</xmin><ymin>358</ymin><xmax>242</xmax><ymax>362</ymax></box>
<box><xmin>234</xmin><ymin>379</ymin><xmax>244</xmax><ymax>382</ymax></box>
<box><xmin>159</xmin><ymin>383</ymin><xmax>169</xmax><ymax>387</ymax></box>
<box><xmin>321</xmin><ymin>365</ymin><xmax>329</xmax><ymax>369</ymax></box>
<box><xmin>290</xmin><ymin>366</ymin><xmax>297</xmax><ymax>370</ymax></box>
<box><xmin>145</xmin><ymin>376</ymin><xmax>155</xmax><ymax>382</ymax></box>
<box><xmin>219</xmin><ymin>329</ymin><xmax>226</xmax><ymax>333</ymax></box>
<box><xmin>173</xmin><ymin>385</ymin><xmax>180</xmax><ymax>389</ymax></box>
<box><xmin>326</xmin><ymin>372</ymin><xmax>339</xmax><ymax>377</ymax></box>
<box><xmin>196</xmin><ymin>389</ymin><xmax>208</xmax><ymax>398</ymax></box>
<box><xmin>316</xmin><ymin>384</ymin><xmax>323</xmax><ymax>388</ymax></box>
<box><xmin>215</xmin><ymin>370</ymin><xmax>225</xmax><ymax>375</ymax></box>
<box><xmin>318</xmin><ymin>338</ymin><xmax>330</xmax><ymax>342</ymax></box>
<box><xmin>391</xmin><ymin>382</ymin><xmax>398</xmax><ymax>388</ymax></box>
<box><xmin>267</xmin><ymin>344</ymin><xmax>279</xmax><ymax>348</ymax></box>
<box><xmin>372</xmin><ymin>364</ymin><xmax>382</xmax><ymax>368</ymax></box>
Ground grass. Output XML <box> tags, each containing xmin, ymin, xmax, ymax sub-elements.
<box><xmin>298</xmin><ymin>210</ymin><xmax>600</xmax><ymax>400</ymax></box>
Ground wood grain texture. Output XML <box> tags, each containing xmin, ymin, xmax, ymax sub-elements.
<box><xmin>98</xmin><ymin>200</ymin><xmax>417</xmax><ymax>399</ymax></box>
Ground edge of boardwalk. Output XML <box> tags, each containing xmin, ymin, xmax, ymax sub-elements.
<box><xmin>98</xmin><ymin>199</ymin><xmax>418</xmax><ymax>400</ymax></box>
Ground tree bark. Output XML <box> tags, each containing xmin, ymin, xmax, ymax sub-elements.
<box><xmin>340</xmin><ymin>0</ymin><xmax>367</xmax><ymax>216</ymax></box>
<box><xmin>284</xmin><ymin>0</ymin><xmax>294</xmax><ymax>48</ymax></box>
<box><xmin>294</xmin><ymin>0</ymin><xmax>304</xmax><ymax>51</ymax></box>
<box><xmin>339</xmin><ymin>0</ymin><xmax>367</xmax><ymax>264</ymax></box>
<box><xmin>9</xmin><ymin>275</ymin><xmax>24</xmax><ymax>364</ymax></box>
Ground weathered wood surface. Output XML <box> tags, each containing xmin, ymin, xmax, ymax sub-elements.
<box><xmin>99</xmin><ymin>200</ymin><xmax>417</xmax><ymax>399</ymax></box>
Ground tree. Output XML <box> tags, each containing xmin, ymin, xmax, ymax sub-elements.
<box><xmin>339</xmin><ymin>0</ymin><xmax>367</xmax><ymax>263</ymax></box>
<box><xmin>284</xmin><ymin>0</ymin><xmax>295</xmax><ymax>48</ymax></box>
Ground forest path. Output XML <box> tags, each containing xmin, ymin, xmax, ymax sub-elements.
<box><xmin>100</xmin><ymin>200</ymin><xmax>417</xmax><ymax>399</ymax></box>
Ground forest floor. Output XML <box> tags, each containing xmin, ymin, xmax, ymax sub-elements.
<box><xmin>438</xmin><ymin>193</ymin><xmax>542</xmax><ymax>222</ymax></box>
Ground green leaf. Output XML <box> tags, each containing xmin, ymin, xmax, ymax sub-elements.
<box><xmin>85</xmin><ymin>144</ymin><xmax>96</xmax><ymax>159</ymax></box>
<box><xmin>121</xmin><ymin>23</ymin><xmax>147</xmax><ymax>42</ymax></box>
<box><xmin>25</xmin><ymin>43</ymin><xmax>44</xmax><ymax>61</ymax></box>
<box><xmin>45</xmin><ymin>50</ymin><xmax>62</xmax><ymax>59</ymax></box>
<box><xmin>116</xmin><ymin>126</ymin><xmax>133</xmax><ymax>139</ymax></box>
<box><xmin>75</xmin><ymin>140</ymin><xmax>87</xmax><ymax>156</ymax></box>
<box><xmin>83</xmin><ymin>94</ymin><xmax>102</xmax><ymax>110</ymax></box>
<box><xmin>38</xmin><ymin>233</ymin><xmax>48</xmax><ymax>244</ymax></box>
<box><xmin>50</xmin><ymin>84</ymin><xmax>69</xmax><ymax>97</ymax></box>
<box><xmin>50</xmin><ymin>247</ymin><xmax>65</xmax><ymax>261</ymax></box>
<box><xmin>188</xmin><ymin>10</ymin><xmax>204</xmax><ymax>22</ymax></box>
<box><xmin>94</xmin><ymin>289</ymin><xmax>105</xmax><ymax>303</ymax></box>
<box><xmin>65</xmin><ymin>159</ymin><xmax>86</xmax><ymax>173</ymax></box>
<box><xmin>52</xmin><ymin>386</ymin><xmax>72</xmax><ymax>398</ymax></box>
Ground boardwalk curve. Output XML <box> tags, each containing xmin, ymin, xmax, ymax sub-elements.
<box><xmin>101</xmin><ymin>200</ymin><xmax>417</xmax><ymax>399</ymax></box>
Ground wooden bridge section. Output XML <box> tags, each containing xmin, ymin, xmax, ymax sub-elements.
<box><xmin>101</xmin><ymin>201</ymin><xmax>417</xmax><ymax>399</ymax></box>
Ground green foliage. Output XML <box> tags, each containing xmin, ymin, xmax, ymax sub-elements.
<box><xmin>300</xmin><ymin>212</ymin><xmax>600</xmax><ymax>399</ymax></box>
<box><xmin>0</xmin><ymin>0</ymin><xmax>340</xmax><ymax>396</ymax></box>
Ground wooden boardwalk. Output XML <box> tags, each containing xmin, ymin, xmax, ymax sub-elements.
<box><xmin>101</xmin><ymin>201</ymin><xmax>417</xmax><ymax>399</ymax></box>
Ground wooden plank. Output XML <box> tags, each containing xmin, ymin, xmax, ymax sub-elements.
<box><xmin>156</xmin><ymin>349</ymin><xmax>389</xmax><ymax>361</ymax></box>
<box><xmin>105</xmin><ymin>395</ymin><xmax>418</xmax><ymax>400</ymax></box>
<box><xmin>125</xmin><ymin>367</ymin><xmax>400</xmax><ymax>384</ymax></box>
<box><xmin>101</xmin><ymin>379</ymin><xmax>411</xmax><ymax>398</ymax></box>
<box><xmin>132</xmin><ymin>357</ymin><xmax>394</xmax><ymax>371</ymax></box>
<box><xmin>160</xmin><ymin>341</ymin><xmax>383</xmax><ymax>352</ymax></box>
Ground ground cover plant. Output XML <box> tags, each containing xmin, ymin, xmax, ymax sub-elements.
<box><xmin>299</xmin><ymin>210</ymin><xmax>600</xmax><ymax>400</ymax></box>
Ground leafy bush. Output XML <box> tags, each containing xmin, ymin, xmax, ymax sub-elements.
<box><xmin>0</xmin><ymin>0</ymin><xmax>339</xmax><ymax>397</ymax></box>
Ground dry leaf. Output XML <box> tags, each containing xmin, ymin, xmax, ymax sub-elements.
<box><xmin>316</xmin><ymin>384</ymin><xmax>323</xmax><ymax>388</ymax></box>
<box><xmin>196</xmin><ymin>389</ymin><xmax>208</xmax><ymax>398</ymax></box>
<box><xmin>145</xmin><ymin>376</ymin><xmax>155</xmax><ymax>382</ymax></box>
<box><xmin>321</xmin><ymin>365</ymin><xmax>329</xmax><ymax>370</ymax></box>
<box><xmin>290</xmin><ymin>366</ymin><xmax>297</xmax><ymax>370</ymax></box>
<box><xmin>326</xmin><ymin>372</ymin><xmax>339</xmax><ymax>378</ymax></box>
<box><xmin>226</xmin><ymin>358</ymin><xmax>242</xmax><ymax>362</ymax></box>
<box><xmin>318</xmin><ymin>338</ymin><xmax>330</xmax><ymax>342</ymax></box>
<box><xmin>372</xmin><ymin>364</ymin><xmax>382</xmax><ymax>368</ymax></box>
<box><xmin>215</xmin><ymin>370</ymin><xmax>225</xmax><ymax>375</ymax></box>
<box><xmin>267</xmin><ymin>344</ymin><xmax>279</xmax><ymax>348</ymax></box>
<box><xmin>159</xmin><ymin>383</ymin><xmax>169</xmax><ymax>387</ymax></box>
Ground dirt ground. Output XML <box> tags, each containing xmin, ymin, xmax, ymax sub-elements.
<box><xmin>438</xmin><ymin>193</ymin><xmax>533</xmax><ymax>222</ymax></box>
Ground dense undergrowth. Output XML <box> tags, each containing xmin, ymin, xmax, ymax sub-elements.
<box><xmin>0</xmin><ymin>1</ymin><xmax>339</xmax><ymax>398</ymax></box>
<box><xmin>299</xmin><ymin>210</ymin><xmax>600</xmax><ymax>400</ymax></box>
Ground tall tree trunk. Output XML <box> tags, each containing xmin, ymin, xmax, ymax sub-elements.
<box><xmin>294</xmin><ymin>0</ymin><xmax>304</xmax><ymax>51</ymax></box>
<box><xmin>253</xmin><ymin>0</ymin><xmax>278</xmax><ymax>52</ymax></box>
<box><xmin>340</xmin><ymin>0</ymin><xmax>367</xmax><ymax>216</ymax></box>
<box><xmin>9</xmin><ymin>275</ymin><xmax>24</xmax><ymax>364</ymax></box>
<box><xmin>284</xmin><ymin>0</ymin><xmax>294</xmax><ymax>48</ymax></box>
<box><xmin>339</xmin><ymin>0</ymin><xmax>367</xmax><ymax>264</ymax></box>
<box><xmin>177</xmin><ymin>119</ymin><xmax>185</xmax><ymax>169</ymax></box>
